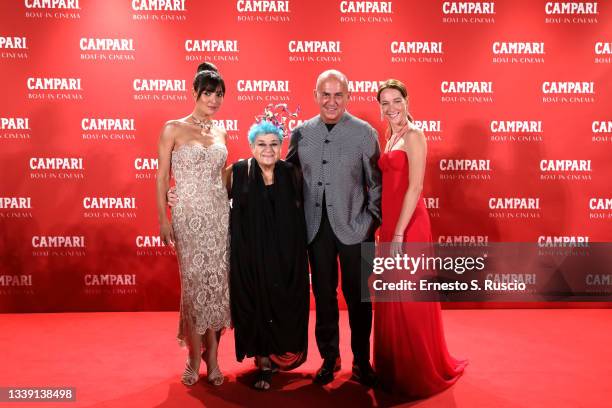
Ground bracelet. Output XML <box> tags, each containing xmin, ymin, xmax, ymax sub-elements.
<box><xmin>394</xmin><ymin>234</ymin><xmax>403</xmax><ymax>237</ymax></box>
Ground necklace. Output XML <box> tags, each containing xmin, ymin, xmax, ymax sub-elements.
<box><xmin>385</xmin><ymin>121</ymin><xmax>409</xmax><ymax>153</ymax></box>
<box><xmin>190</xmin><ymin>115</ymin><xmax>213</xmax><ymax>135</ymax></box>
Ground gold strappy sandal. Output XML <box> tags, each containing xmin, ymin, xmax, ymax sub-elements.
<box><xmin>202</xmin><ymin>349</ymin><xmax>224</xmax><ymax>386</ymax></box>
<box><xmin>181</xmin><ymin>360</ymin><xmax>199</xmax><ymax>386</ymax></box>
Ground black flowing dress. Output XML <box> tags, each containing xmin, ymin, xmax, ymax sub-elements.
<box><xmin>230</xmin><ymin>158</ymin><xmax>309</xmax><ymax>369</ymax></box>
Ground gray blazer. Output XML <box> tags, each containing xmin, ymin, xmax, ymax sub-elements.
<box><xmin>287</xmin><ymin>112</ymin><xmax>382</xmax><ymax>245</ymax></box>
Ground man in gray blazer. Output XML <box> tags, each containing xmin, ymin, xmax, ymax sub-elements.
<box><xmin>286</xmin><ymin>70</ymin><xmax>381</xmax><ymax>387</ymax></box>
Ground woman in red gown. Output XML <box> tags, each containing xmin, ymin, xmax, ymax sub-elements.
<box><xmin>374</xmin><ymin>79</ymin><xmax>467</xmax><ymax>399</ymax></box>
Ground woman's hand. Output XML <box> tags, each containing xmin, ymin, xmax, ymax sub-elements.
<box><xmin>390</xmin><ymin>234</ymin><xmax>404</xmax><ymax>257</ymax></box>
<box><xmin>167</xmin><ymin>186</ymin><xmax>178</xmax><ymax>207</ymax></box>
<box><xmin>160</xmin><ymin>220</ymin><xmax>176</xmax><ymax>247</ymax></box>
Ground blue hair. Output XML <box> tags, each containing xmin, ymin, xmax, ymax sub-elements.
<box><xmin>247</xmin><ymin>121</ymin><xmax>284</xmax><ymax>145</ymax></box>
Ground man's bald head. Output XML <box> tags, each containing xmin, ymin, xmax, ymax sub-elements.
<box><xmin>314</xmin><ymin>69</ymin><xmax>351</xmax><ymax>124</ymax></box>
<box><xmin>316</xmin><ymin>69</ymin><xmax>349</xmax><ymax>92</ymax></box>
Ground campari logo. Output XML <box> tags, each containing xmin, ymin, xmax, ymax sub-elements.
<box><xmin>423</xmin><ymin>197</ymin><xmax>440</xmax><ymax>217</ymax></box>
<box><xmin>81</xmin><ymin>118</ymin><xmax>136</xmax><ymax>142</ymax></box>
<box><xmin>585</xmin><ymin>273</ymin><xmax>612</xmax><ymax>291</ymax></box>
<box><xmin>440</xmin><ymin>81</ymin><xmax>493</xmax><ymax>103</ymax></box>
<box><xmin>539</xmin><ymin>159</ymin><xmax>592</xmax><ymax>182</ymax></box>
<box><xmin>0</xmin><ymin>197</ymin><xmax>32</xmax><ymax>208</ymax></box>
<box><xmin>0</xmin><ymin>274</ymin><xmax>33</xmax><ymax>287</ymax></box>
<box><xmin>537</xmin><ymin>235</ymin><xmax>589</xmax><ymax>248</ymax></box>
<box><xmin>541</xmin><ymin>81</ymin><xmax>595</xmax><ymax>104</ymax></box>
<box><xmin>589</xmin><ymin>198</ymin><xmax>612</xmax><ymax>219</ymax></box>
<box><xmin>132</xmin><ymin>0</ymin><xmax>186</xmax><ymax>21</ymax></box>
<box><xmin>439</xmin><ymin>159</ymin><xmax>492</xmax><ymax>180</ymax></box>
<box><xmin>29</xmin><ymin>157</ymin><xmax>84</xmax><ymax>180</ymax></box>
<box><xmin>438</xmin><ymin>235</ymin><xmax>489</xmax><ymax>246</ymax></box>
<box><xmin>82</xmin><ymin>196</ymin><xmax>137</xmax><ymax>219</ymax></box>
<box><xmin>539</xmin><ymin>236</ymin><xmax>591</xmax><ymax>266</ymax></box>
<box><xmin>134</xmin><ymin>157</ymin><xmax>158</xmax><ymax>180</ymax></box>
<box><xmin>1</xmin><ymin>117</ymin><xmax>31</xmax><ymax>140</ymax></box>
<box><xmin>0</xmin><ymin>273</ymin><xmax>34</xmax><ymax>295</ymax></box>
<box><xmin>214</xmin><ymin>119</ymin><xmax>240</xmax><ymax>141</ymax></box>
<box><xmin>32</xmin><ymin>235</ymin><xmax>86</xmax><ymax>257</ymax></box>
<box><xmin>390</xmin><ymin>41</ymin><xmax>444</xmax><ymax>63</ymax></box>
<box><xmin>414</xmin><ymin>120</ymin><xmax>443</xmax><ymax>142</ymax></box>
<box><xmin>591</xmin><ymin>120</ymin><xmax>611</xmax><ymax>143</ymax></box>
<box><xmin>545</xmin><ymin>2</ymin><xmax>598</xmax><ymax>24</ymax></box>
<box><xmin>287</xmin><ymin>119</ymin><xmax>306</xmax><ymax>132</ymax></box>
<box><xmin>490</xmin><ymin>120</ymin><xmax>543</xmax><ymax>143</ymax></box>
<box><xmin>236</xmin><ymin>80</ymin><xmax>291</xmax><ymax>102</ymax></box>
<box><xmin>537</xmin><ymin>234</ymin><xmax>591</xmax><ymax>256</ymax></box>
<box><xmin>135</xmin><ymin>235</ymin><xmax>174</xmax><ymax>256</ymax></box>
<box><xmin>288</xmin><ymin>40</ymin><xmax>342</xmax><ymax>63</ymax></box>
<box><xmin>84</xmin><ymin>273</ymin><xmax>138</xmax><ymax>296</ymax></box>
<box><xmin>27</xmin><ymin>77</ymin><xmax>83</xmax><ymax>101</ymax></box>
<box><xmin>24</xmin><ymin>0</ymin><xmax>81</xmax><ymax>19</ymax></box>
<box><xmin>0</xmin><ymin>196</ymin><xmax>33</xmax><ymax>219</ymax></box>
<box><xmin>492</xmin><ymin>42</ymin><xmax>545</xmax><ymax>64</ymax></box>
<box><xmin>594</xmin><ymin>42</ymin><xmax>611</xmax><ymax>64</ymax></box>
<box><xmin>133</xmin><ymin>78</ymin><xmax>187</xmax><ymax>101</ymax></box>
<box><xmin>339</xmin><ymin>1</ymin><xmax>393</xmax><ymax>23</ymax></box>
<box><xmin>1</xmin><ymin>36</ymin><xmax>28</xmax><ymax>59</ymax></box>
<box><xmin>236</xmin><ymin>0</ymin><xmax>291</xmax><ymax>22</ymax></box>
<box><xmin>442</xmin><ymin>1</ymin><xmax>495</xmax><ymax>23</ymax></box>
<box><xmin>348</xmin><ymin>80</ymin><xmax>381</xmax><ymax>102</ymax></box>
<box><xmin>80</xmin><ymin>37</ymin><xmax>135</xmax><ymax>62</ymax></box>
<box><xmin>489</xmin><ymin>197</ymin><xmax>541</xmax><ymax>219</ymax></box>
<box><xmin>185</xmin><ymin>39</ymin><xmax>240</xmax><ymax>62</ymax></box>
<box><xmin>485</xmin><ymin>272</ymin><xmax>537</xmax><ymax>289</ymax></box>
<box><xmin>84</xmin><ymin>274</ymin><xmax>137</xmax><ymax>286</ymax></box>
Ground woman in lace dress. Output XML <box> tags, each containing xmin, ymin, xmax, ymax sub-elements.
<box><xmin>156</xmin><ymin>62</ymin><xmax>231</xmax><ymax>386</ymax></box>
<box><xmin>167</xmin><ymin>110</ymin><xmax>309</xmax><ymax>391</ymax></box>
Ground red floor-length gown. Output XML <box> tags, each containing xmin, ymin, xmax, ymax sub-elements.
<box><xmin>374</xmin><ymin>149</ymin><xmax>467</xmax><ymax>399</ymax></box>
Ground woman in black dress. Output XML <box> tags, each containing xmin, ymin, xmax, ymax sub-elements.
<box><xmin>228</xmin><ymin>119</ymin><xmax>309</xmax><ymax>390</ymax></box>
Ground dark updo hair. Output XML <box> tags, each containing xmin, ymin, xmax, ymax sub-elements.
<box><xmin>376</xmin><ymin>79</ymin><xmax>413</xmax><ymax>122</ymax></box>
<box><xmin>197</xmin><ymin>61</ymin><xmax>218</xmax><ymax>73</ymax></box>
<box><xmin>193</xmin><ymin>61</ymin><xmax>226</xmax><ymax>99</ymax></box>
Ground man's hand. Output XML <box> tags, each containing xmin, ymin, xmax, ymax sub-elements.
<box><xmin>167</xmin><ymin>186</ymin><xmax>178</xmax><ymax>207</ymax></box>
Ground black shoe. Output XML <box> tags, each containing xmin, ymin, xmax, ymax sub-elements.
<box><xmin>313</xmin><ymin>357</ymin><xmax>341</xmax><ymax>385</ymax></box>
<box><xmin>351</xmin><ymin>360</ymin><xmax>378</xmax><ymax>388</ymax></box>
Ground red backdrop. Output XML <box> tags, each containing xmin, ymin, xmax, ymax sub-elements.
<box><xmin>1</xmin><ymin>0</ymin><xmax>610</xmax><ymax>312</ymax></box>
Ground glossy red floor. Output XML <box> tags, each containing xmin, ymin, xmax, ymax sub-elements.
<box><xmin>1</xmin><ymin>309</ymin><xmax>611</xmax><ymax>407</ymax></box>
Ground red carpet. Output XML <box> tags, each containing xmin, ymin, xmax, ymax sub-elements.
<box><xmin>1</xmin><ymin>310</ymin><xmax>611</xmax><ymax>407</ymax></box>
